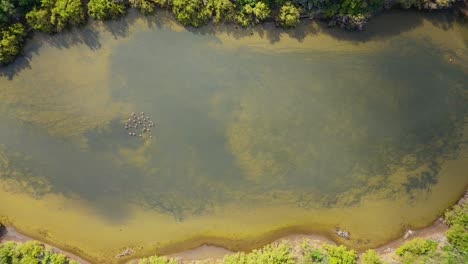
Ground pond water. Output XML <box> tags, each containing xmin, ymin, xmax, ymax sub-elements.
<box><xmin>0</xmin><ymin>10</ymin><xmax>467</xmax><ymax>263</ymax></box>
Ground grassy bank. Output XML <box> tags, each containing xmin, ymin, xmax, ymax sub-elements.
<box><xmin>0</xmin><ymin>0</ymin><xmax>464</xmax><ymax>65</ymax></box>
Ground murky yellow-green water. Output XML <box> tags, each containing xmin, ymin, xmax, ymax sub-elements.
<box><xmin>0</xmin><ymin>10</ymin><xmax>467</xmax><ymax>263</ymax></box>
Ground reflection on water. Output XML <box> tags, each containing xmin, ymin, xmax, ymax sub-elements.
<box><xmin>0</xmin><ymin>9</ymin><xmax>467</xmax><ymax>262</ymax></box>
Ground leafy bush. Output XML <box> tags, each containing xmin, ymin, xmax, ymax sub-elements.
<box><xmin>26</xmin><ymin>7</ymin><xmax>54</xmax><ymax>32</ymax></box>
<box><xmin>26</xmin><ymin>0</ymin><xmax>84</xmax><ymax>32</ymax></box>
<box><xmin>323</xmin><ymin>244</ymin><xmax>357</xmax><ymax>264</ymax></box>
<box><xmin>0</xmin><ymin>23</ymin><xmax>26</xmax><ymax>65</ymax></box>
<box><xmin>129</xmin><ymin>0</ymin><xmax>155</xmax><ymax>14</ymax></box>
<box><xmin>208</xmin><ymin>0</ymin><xmax>236</xmax><ymax>23</ymax></box>
<box><xmin>395</xmin><ymin>238</ymin><xmax>437</xmax><ymax>264</ymax></box>
<box><xmin>88</xmin><ymin>0</ymin><xmax>126</xmax><ymax>20</ymax></box>
<box><xmin>0</xmin><ymin>240</ymin><xmax>78</xmax><ymax>264</ymax></box>
<box><xmin>223</xmin><ymin>252</ymin><xmax>249</xmax><ymax>264</ymax></box>
<box><xmin>277</xmin><ymin>2</ymin><xmax>300</xmax><ymax>28</ymax></box>
<box><xmin>223</xmin><ymin>242</ymin><xmax>295</xmax><ymax>264</ymax></box>
<box><xmin>303</xmin><ymin>248</ymin><xmax>326</xmax><ymax>263</ymax></box>
<box><xmin>446</xmin><ymin>224</ymin><xmax>467</xmax><ymax>254</ymax></box>
<box><xmin>359</xmin><ymin>249</ymin><xmax>382</xmax><ymax>264</ymax></box>
<box><xmin>137</xmin><ymin>255</ymin><xmax>178</xmax><ymax>264</ymax></box>
<box><xmin>445</xmin><ymin>203</ymin><xmax>468</xmax><ymax>228</ymax></box>
<box><xmin>172</xmin><ymin>0</ymin><xmax>212</xmax><ymax>27</ymax></box>
<box><xmin>235</xmin><ymin>1</ymin><xmax>270</xmax><ymax>26</ymax></box>
<box><xmin>395</xmin><ymin>238</ymin><xmax>437</xmax><ymax>256</ymax></box>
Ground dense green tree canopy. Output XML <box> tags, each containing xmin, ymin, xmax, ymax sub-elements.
<box><xmin>129</xmin><ymin>0</ymin><xmax>155</xmax><ymax>14</ymax></box>
<box><xmin>235</xmin><ymin>1</ymin><xmax>270</xmax><ymax>26</ymax></box>
<box><xmin>172</xmin><ymin>0</ymin><xmax>212</xmax><ymax>27</ymax></box>
<box><xmin>277</xmin><ymin>2</ymin><xmax>300</xmax><ymax>28</ymax></box>
<box><xmin>25</xmin><ymin>0</ymin><xmax>84</xmax><ymax>33</ymax></box>
<box><xmin>87</xmin><ymin>0</ymin><xmax>126</xmax><ymax>20</ymax></box>
<box><xmin>0</xmin><ymin>23</ymin><xmax>26</xmax><ymax>65</ymax></box>
<box><xmin>0</xmin><ymin>240</ymin><xmax>79</xmax><ymax>264</ymax></box>
<box><xmin>208</xmin><ymin>0</ymin><xmax>236</xmax><ymax>23</ymax></box>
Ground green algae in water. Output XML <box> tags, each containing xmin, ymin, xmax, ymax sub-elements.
<box><xmin>0</xmin><ymin>10</ymin><xmax>467</xmax><ymax>263</ymax></box>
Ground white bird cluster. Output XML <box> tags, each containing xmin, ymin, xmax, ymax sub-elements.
<box><xmin>124</xmin><ymin>112</ymin><xmax>155</xmax><ymax>139</ymax></box>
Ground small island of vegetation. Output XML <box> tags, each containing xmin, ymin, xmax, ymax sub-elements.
<box><xmin>0</xmin><ymin>0</ymin><xmax>464</xmax><ymax>65</ymax></box>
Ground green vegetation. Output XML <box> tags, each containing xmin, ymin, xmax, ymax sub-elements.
<box><xmin>0</xmin><ymin>23</ymin><xmax>26</xmax><ymax>65</ymax></box>
<box><xmin>395</xmin><ymin>237</ymin><xmax>438</xmax><ymax>263</ymax></box>
<box><xmin>172</xmin><ymin>0</ymin><xmax>212</xmax><ymax>27</ymax></box>
<box><xmin>0</xmin><ymin>0</ymin><xmax>462</xmax><ymax>64</ymax></box>
<box><xmin>392</xmin><ymin>202</ymin><xmax>467</xmax><ymax>264</ymax></box>
<box><xmin>208</xmin><ymin>0</ymin><xmax>236</xmax><ymax>24</ymax></box>
<box><xmin>359</xmin><ymin>249</ymin><xmax>382</xmax><ymax>264</ymax></box>
<box><xmin>87</xmin><ymin>0</ymin><xmax>126</xmax><ymax>20</ymax></box>
<box><xmin>0</xmin><ymin>240</ymin><xmax>79</xmax><ymax>264</ymax></box>
<box><xmin>223</xmin><ymin>242</ymin><xmax>295</xmax><ymax>264</ymax></box>
<box><xmin>26</xmin><ymin>0</ymin><xmax>85</xmax><ymax>33</ymax></box>
<box><xmin>137</xmin><ymin>255</ymin><xmax>177</xmax><ymax>264</ymax></box>
<box><xmin>129</xmin><ymin>0</ymin><xmax>156</xmax><ymax>15</ymax></box>
<box><xmin>235</xmin><ymin>1</ymin><xmax>270</xmax><ymax>27</ymax></box>
<box><xmin>277</xmin><ymin>2</ymin><xmax>300</xmax><ymax>28</ymax></box>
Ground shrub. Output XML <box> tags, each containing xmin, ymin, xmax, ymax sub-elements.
<box><xmin>323</xmin><ymin>244</ymin><xmax>357</xmax><ymax>264</ymax></box>
<box><xmin>395</xmin><ymin>238</ymin><xmax>437</xmax><ymax>264</ymax></box>
<box><xmin>50</xmin><ymin>0</ymin><xmax>84</xmax><ymax>31</ymax></box>
<box><xmin>359</xmin><ymin>249</ymin><xmax>382</xmax><ymax>264</ymax></box>
<box><xmin>26</xmin><ymin>8</ymin><xmax>55</xmax><ymax>32</ymax></box>
<box><xmin>138</xmin><ymin>255</ymin><xmax>178</xmax><ymax>264</ymax></box>
<box><xmin>172</xmin><ymin>0</ymin><xmax>212</xmax><ymax>27</ymax></box>
<box><xmin>445</xmin><ymin>203</ymin><xmax>468</xmax><ymax>228</ymax></box>
<box><xmin>0</xmin><ymin>240</ymin><xmax>79</xmax><ymax>264</ymax></box>
<box><xmin>395</xmin><ymin>238</ymin><xmax>437</xmax><ymax>256</ymax></box>
<box><xmin>208</xmin><ymin>0</ymin><xmax>236</xmax><ymax>24</ymax></box>
<box><xmin>223</xmin><ymin>252</ymin><xmax>249</xmax><ymax>264</ymax></box>
<box><xmin>88</xmin><ymin>0</ymin><xmax>126</xmax><ymax>20</ymax></box>
<box><xmin>277</xmin><ymin>2</ymin><xmax>300</xmax><ymax>28</ymax></box>
<box><xmin>129</xmin><ymin>0</ymin><xmax>155</xmax><ymax>14</ymax></box>
<box><xmin>223</xmin><ymin>242</ymin><xmax>295</xmax><ymax>264</ymax></box>
<box><xmin>303</xmin><ymin>248</ymin><xmax>326</xmax><ymax>263</ymax></box>
<box><xmin>26</xmin><ymin>0</ymin><xmax>84</xmax><ymax>32</ymax></box>
<box><xmin>446</xmin><ymin>224</ymin><xmax>467</xmax><ymax>253</ymax></box>
<box><xmin>248</xmin><ymin>242</ymin><xmax>295</xmax><ymax>264</ymax></box>
<box><xmin>235</xmin><ymin>1</ymin><xmax>270</xmax><ymax>26</ymax></box>
<box><xmin>0</xmin><ymin>23</ymin><xmax>26</xmax><ymax>65</ymax></box>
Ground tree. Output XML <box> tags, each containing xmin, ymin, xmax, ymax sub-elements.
<box><xmin>323</xmin><ymin>244</ymin><xmax>357</xmax><ymax>264</ymax></box>
<box><xmin>277</xmin><ymin>2</ymin><xmax>300</xmax><ymax>28</ymax></box>
<box><xmin>0</xmin><ymin>23</ymin><xmax>26</xmax><ymax>64</ymax></box>
<box><xmin>235</xmin><ymin>1</ymin><xmax>270</xmax><ymax>26</ymax></box>
<box><xmin>207</xmin><ymin>0</ymin><xmax>235</xmax><ymax>24</ymax></box>
<box><xmin>50</xmin><ymin>0</ymin><xmax>84</xmax><ymax>31</ymax></box>
<box><xmin>360</xmin><ymin>249</ymin><xmax>383</xmax><ymax>264</ymax></box>
<box><xmin>26</xmin><ymin>0</ymin><xmax>84</xmax><ymax>32</ymax></box>
<box><xmin>26</xmin><ymin>7</ymin><xmax>54</xmax><ymax>32</ymax></box>
<box><xmin>87</xmin><ymin>0</ymin><xmax>126</xmax><ymax>20</ymax></box>
<box><xmin>129</xmin><ymin>0</ymin><xmax>155</xmax><ymax>15</ymax></box>
<box><xmin>172</xmin><ymin>0</ymin><xmax>212</xmax><ymax>27</ymax></box>
<box><xmin>0</xmin><ymin>0</ymin><xmax>16</xmax><ymax>25</ymax></box>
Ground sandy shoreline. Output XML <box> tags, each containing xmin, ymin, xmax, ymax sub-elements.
<box><xmin>0</xmin><ymin>217</ymin><xmax>450</xmax><ymax>264</ymax></box>
<box><xmin>1</xmin><ymin>190</ymin><xmax>465</xmax><ymax>264</ymax></box>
